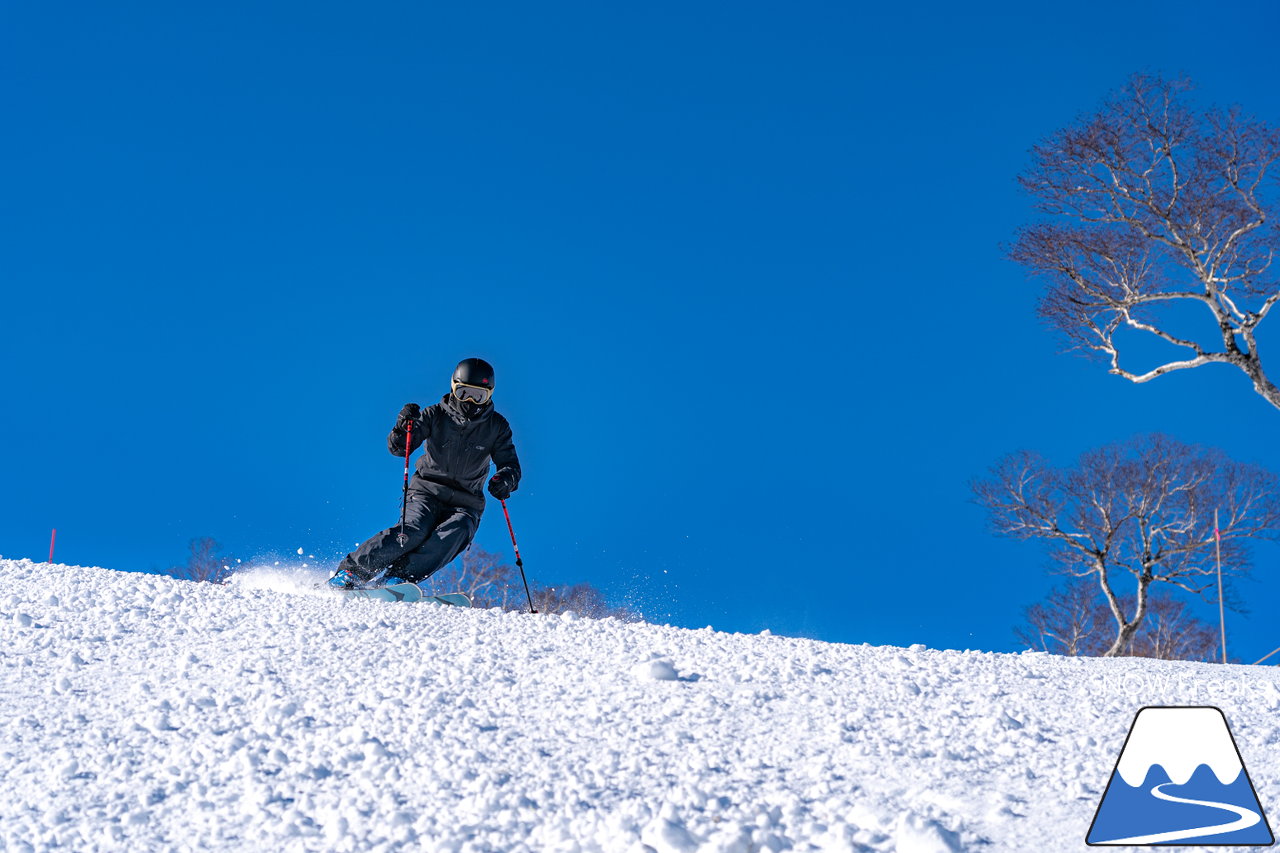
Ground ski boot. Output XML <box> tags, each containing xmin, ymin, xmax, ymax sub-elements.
<box><xmin>327</xmin><ymin>568</ymin><xmax>366</xmax><ymax>590</ymax></box>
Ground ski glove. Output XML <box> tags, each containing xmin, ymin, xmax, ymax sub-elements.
<box><xmin>488</xmin><ymin>470</ymin><xmax>516</xmax><ymax>501</ymax></box>
<box><xmin>396</xmin><ymin>403</ymin><xmax>422</xmax><ymax>429</ymax></box>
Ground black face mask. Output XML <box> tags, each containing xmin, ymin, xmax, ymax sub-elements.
<box><xmin>442</xmin><ymin>392</ymin><xmax>489</xmax><ymax>425</ymax></box>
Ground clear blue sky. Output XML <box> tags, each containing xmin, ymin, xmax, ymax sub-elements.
<box><xmin>3</xmin><ymin>1</ymin><xmax>1279</xmax><ymax>658</ymax></box>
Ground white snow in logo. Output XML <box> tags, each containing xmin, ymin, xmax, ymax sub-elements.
<box><xmin>1116</xmin><ymin>707</ymin><xmax>1243</xmax><ymax>786</ymax></box>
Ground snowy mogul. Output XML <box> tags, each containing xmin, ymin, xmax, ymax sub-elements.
<box><xmin>328</xmin><ymin>358</ymin><xmax>522</xmax><ymax>590</ymax></box>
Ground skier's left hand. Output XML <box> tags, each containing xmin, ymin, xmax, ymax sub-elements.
<box><xmin>488</xmin><ymin>472</ymin><xmax>514</xmax><ymax>501</ymax></box>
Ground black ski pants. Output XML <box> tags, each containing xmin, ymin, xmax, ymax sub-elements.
<box><xmin>338</xmin><ymin>491</ymin><xmax>480</xmax><ymax>583</ymax></box>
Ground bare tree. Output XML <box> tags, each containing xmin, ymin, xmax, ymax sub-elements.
<box><xmin>168</xmin><ymin>537</ymin><xmax>236</xmax><ymax>584</ymax></box>
<box><xmin>1017</xmin><ymin>579</ymin><xmax>1114</xmax><ymax>656</ymax></box>
<box><xmin>532</xmin><ymin>582</ymin><xmax>637</xmax><ymax>620</ymax></box>
<box><xmin>424</xmin><ymin>547</ymin><xmax>520</xmax><ymax>609</ymax></box>
<box><xmin>975</xmin><ymin>434</ymin><xmax>1280</xmax><ymax>656</ymax></box>
<box><xmin>1134</xmin><ymin>595</ymin><xmax>1224</xmax><ymax>662</ymax></box>
<box><xmin>1018</xmin><ymin>579</ymin><xmax>1224</xmax><ymax>661</ymax></box>
<box><xmin>1011</xmin><ymin>75</ymin><xmax>1280</xmax><ymax>409</ymax></box>
<box><xmin>424</xmin><ymin>547</ymin><xmax>638</xmax><ymax>620</ymax></box>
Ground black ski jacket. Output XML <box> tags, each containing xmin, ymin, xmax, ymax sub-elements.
<box><xmin>387</xmin><ymin>395</ymin><xmax>521</xmax><ymax>513</ymax></box>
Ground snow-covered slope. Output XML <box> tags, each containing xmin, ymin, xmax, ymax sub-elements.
<box><xmin>2</xmin><ymin>559</ymin><xmax>1278</xmax><ymax>852</ymax></box>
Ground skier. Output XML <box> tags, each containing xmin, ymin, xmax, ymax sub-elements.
<box><xmin>328</xmin><ymin>357</ymin><xmax>521</xmax><ymax>590</ymax></box>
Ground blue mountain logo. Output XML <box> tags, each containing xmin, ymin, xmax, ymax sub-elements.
<box><xmin>1088</xmin><ymin>706</ymin><xmax>1274</xmax><ymax>846</ymax></box>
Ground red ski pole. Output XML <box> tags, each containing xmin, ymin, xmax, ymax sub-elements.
<box><xmin>396</xmin><ymin>420</ymin><xmax>413</xmax><ymax>546</ymax></box>
<box><xmin>501</xmin><ymin>499</ymin><xmax>536</xmax><ymax>613</ymax></box>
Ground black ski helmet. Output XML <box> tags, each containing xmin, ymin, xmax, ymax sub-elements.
<box><xmin>452</xmin><ymin>357</ymin><xmax>495</xmax><ymax>391</ymax></box>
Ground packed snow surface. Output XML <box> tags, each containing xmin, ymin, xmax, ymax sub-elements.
<box><xmin>2</xmin><ymin>559</ymin><xmax>1279</xmax><ymax>852</ymax></box>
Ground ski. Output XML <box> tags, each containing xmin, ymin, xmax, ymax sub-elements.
<box><xmin>338</xmin><ymin>581</ymin><xmax>472</xmax><ymax>607</ymax></box>
<box><xmin>425</xmin><ymin>592</ymin><xmax>473</xmax><ymax>607</ymax></box>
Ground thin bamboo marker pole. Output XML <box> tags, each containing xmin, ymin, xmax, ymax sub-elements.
<box><xmin>1216</xmin><ymin>509</ymin><xmax>1226</xmax><ymax>665</ymax></box>
<box><xmin>1255</xmin><ymin>646</ymin><xmax>1280</xmax><ymax>666</ymax></box>
<box><xmin>48</xmin><ymin>529</ymin><xmax>57</xmax><ymax>564</ymax></box>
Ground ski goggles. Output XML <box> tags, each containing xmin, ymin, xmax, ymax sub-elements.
<box><xmin>451</xmin><ymin>381</ymin><xmax>492</xmax><ymax>405</ymax></box>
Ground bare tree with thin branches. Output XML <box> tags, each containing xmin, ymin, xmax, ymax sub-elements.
<box><xmin>427</xmin><ymin>547</ymin><xmax>520</xmax><ymax>609</ymax></box>
<box><xmin>168</xmin><ymin>537</ymin><xmax>236</xmax><ymax>584</ymax></box>
<box><xmin>1137</xmin><ymin>594</ymin><xmax>1224</xmax><ymax>662</ymax></box>
<box><xmin>532</xmin><ymin>583</ymin><xmax>637</xmax><ymax>620</ymax></box>
<box><xmin>1018</xmin><ymin>579</ymin><xmax>1225</xmax><ymax>661</ymax></box>
<box><xmin>1011</xmin><ymin>75</ymin><xmax>1280</xmax><ymax>409</ymax></box>
<box><xmin>1017</xmin><ymin>579</ymin><xmax>1113</xmax><ymax>656</ymax></box>
<box><xmin>975</xmin><ymin>434</ymin><xmax>1280</xmax><ymax>656</ymax></box>
<box><xmin>424</xmin><ymin>547</ymin><xmax>638</xmax><ymax>620</ymax></box>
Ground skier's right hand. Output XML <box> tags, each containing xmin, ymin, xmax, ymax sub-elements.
<box><xmin>487</xmin><ymin>471</ymin><xmax>515</xmax><ymax>501</ymax></box>
<box><xmin>396</xmin><ymin>403</ymin><xmax>422</xmax><ymax>429</ymax></box>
